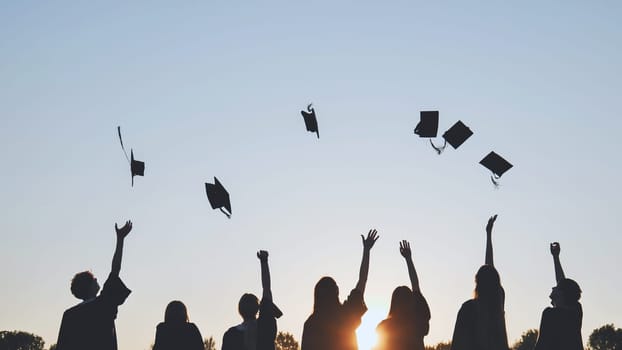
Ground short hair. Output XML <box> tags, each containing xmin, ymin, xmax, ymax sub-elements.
<box><xmin>71</xmin><ymin>271</ymin><xmax>95</xmax><ymax>299</ymax></box>
<box><xmin>238</xmin><ymin>293</ymin><xmax>259</xmax><ymax>320</ymax></box>
<box><xmin>558</xmin><ymin>278</ymin><xmax>582</xmax><ymax>302</ymax></box>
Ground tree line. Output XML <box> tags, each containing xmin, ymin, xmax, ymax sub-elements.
<box><xmin>2</xmin><ymin>325</ymin><xmax>622</xmax><ymax>350</ymax></box>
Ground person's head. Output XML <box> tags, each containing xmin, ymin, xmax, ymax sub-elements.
<box><xmin>164</xmin><ymin>300</ymin><xmax>189</xmax><ymax>323</ymax></box>
<box><xmin>550</xmin><ymin>278</ymin><xmax>581</xmax><ymax>307</ymax></box>
<box><xmin>71</xmin><ymin>271</ymin><xmax>99</xmax><ymax>300</ymax></box>
<box><xmin>313</xmin><ymin>276</ymin><xmax>340</xmax><ymax>314</ymax></box>
<box><xmin>388</xmin><ymin>286</ymin><xmax>413</xmax><ymax>319</ymax></box>
<box><xmin>238</xmin><ymin>293</ymin><xmax>259</xmax><ymax>321</ymax></box>
<box><xmin>474</xmin><ymin>265</ymin><xmax>502</xmax><ymax>300</ymax></box>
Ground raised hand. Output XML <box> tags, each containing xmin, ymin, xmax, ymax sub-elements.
<box><xmin>486</xmin><ymin>215</ymin><xmax>498</xmax><ymax>235</ymax></box>
<box><xmin>115</xmin><ymin>220</ymin><xmax>132</xmax><ymax>239</ymax></box>
<box><xmin>361</xmin><ymin>229</ymin><xmax>380</xmax><ymax>251</ymax></box>
<box><xmin>257</xmin><ymin>250</ymin><xmax>269</xmax><ymax>261</ymax></box>
<box><xmin>400</xmin><ymin>240</ymin><xmax>412</xmax><ymax>259</ymax></box>
<box><xmin>485</xmin><ymin>215</ymin><xmax>497</xmax><ymax>266</ymax></box>
<box><xmin>550</xmin><ymin>242</ymin><xmax>560</xmax><ymax>257</ymax></box>
<box><xmin>111</xmin><ymin>220</ymin><xmax>132</xmax><ymax>277</ymax></box>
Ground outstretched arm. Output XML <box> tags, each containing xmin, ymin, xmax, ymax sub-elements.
<box><xmin>355</xmin><ymin>229</ymin><xmax>379</xmax><ymax>294</ymax></box>
<box><xmin>257</xmin><ymin>250</ymin><xmax>272</xmax><ymax>301</ymax></box>
<box><xmin>550</xmin><ymin>242</ymin><xmax>565</xmax><ymax>284</ymax></box>
<box><xmin>485</xmin><ymin>215</ymin><xmax>497</xmax><ymax>266</ymax></box>
<box><xmin>111</xmin><ymin>220</ymin><xmax>132</xmax><ymax>278</ymax></box>
<box><xmin>399</xmin><ymin>240</ymin><xmax>420</xmax><ymax>293</ymax></box>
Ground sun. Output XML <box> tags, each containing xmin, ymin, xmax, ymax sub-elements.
<box><xmin>356</xmin><ymin>306</ymin><xmax>386</xmax><ymax>350</ymax></box>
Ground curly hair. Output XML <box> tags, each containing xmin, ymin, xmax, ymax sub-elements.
<box><xmin>71</xmin><ymin>271</ymin><xmax>95</xmax><ymax>299</ymax></box>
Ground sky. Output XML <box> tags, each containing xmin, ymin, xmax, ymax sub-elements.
<box><xmin>1</xmin><ymin>1</ymin><xmax>621</xmax><ymax>349</ymax></box>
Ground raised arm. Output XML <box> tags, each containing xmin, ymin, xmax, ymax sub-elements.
<box><xmin>399</xmin><ymin>240</ymin><xmax>420</xmax><ymax>293</ymax></box>
<box><xmin>257</xmin><ymin>250</ymin><xmax>272</xmax><ymax>301</ymax></box>
<box><xmin>111</xmin><ymin>220</ymin><xmax>132</xmax><ymax>278</ymax></box>
<box><xmin>485</xmin><ymin>215</ymin><xmax>497</xmax><ymax>266</ymax></box>
<box><xmin>550</xmin><ymin>242</ymin><xmax>565</xmax><ymax>284</ymax></box>
<box><xmin>355</xmin><ymin>229</ymin><xmax>379</xmax><ymax>294</ymax></box>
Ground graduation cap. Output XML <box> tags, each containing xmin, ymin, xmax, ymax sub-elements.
<box><xmin>414</xmin><ymin>111</ymin><xmax>439</xmax><ymax>138</ymax></box>
<box><xmin>480</xmin><ymin>151</ymin><xmax>513</xmax><ymax>187</ymax></box>
<box><xmin>300</xmin><ymin>103</ymin><xmax>320</xmax><ymax>138</ymax></box>
<box><xmin>442</xmin><ymin>120</ymin><xmax>474</xmax><ymax>150</ymax></box>
<box><xmin>117</xmin><ymin>126</ymin><xmax>145</xmax><ymax>187</ymax></box>
<box><xmin>414</xmin><ymin>111</ymin><xmax>450</xmax><ymax>154</ymax></box>
<box><xmin>205</xmin><ymin>177</ymin><xmax>232</xmax><ymax>218</ymax></box>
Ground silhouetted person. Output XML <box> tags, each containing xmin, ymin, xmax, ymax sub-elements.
<box><xmin>451</xmin><ymin>215</ymin><xmax>509</xmax><ymax>350</ymax></box>
<box><xmin>301</xmin><ymin>229</ymin><xmax>379</xmax><ymax>350</ymax></box>
<box><xmin>222</xmin><ymin>250</ymin><xmax>282</xmax><ymax>350</ymax></box>
<box><xmin>56</xmin><ymin>221</ymin><xmax>133</xmax><ymax>350</ymax></box>
<box><xmin>534</xmin><ymin>242</ymin><xmax>583</xmax><ymax>350</ymax></box>
<box><xmin>375</xmin><ymin>240</ymin><xmax>430</xmax><ymax>350</ymax></box>
<box><xmin>153</xmin><ymin>300</ymin><xmax>204</xmax><ymax>350</ymax></box>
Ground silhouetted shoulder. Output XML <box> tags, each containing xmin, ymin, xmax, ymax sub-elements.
<box><xmin>451</xmin><ymin>300</ymin><xmax>477</xmax><ymax>350</ymax></box>
<box><xmin>459</xmin><ymin>299</ymin><xmax>477</xmax><ymax>312</ymax></box>
<box><xmin>154</xmin><ymin>322</ymin><xmax>204</xmax><ymax>350</ymax></box>
<box><xmin>222</xmin><ymin>326</ymin><xmax>244</xmax><ymax>350</ymax></box>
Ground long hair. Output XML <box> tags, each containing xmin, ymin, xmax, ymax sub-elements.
<box><xmin>387</xmin><ymin>286</ymin><xmax>413</xmax><ymax>319</ymax></box>
<box><xmin>164</xmin><ymin>300</ymin><xmax>189</xmax><ymax>324</ymax></box>
<box><xmin>313</xmin><ymin>276</ymin><xmax>340</xmax><ymax>315</ymax></box>
<box><xmin>474</xmin><ymin>265</ymin><xmax>504</xmax><ymax>309</ymax></box>
<box><xmin>474</xmin><ymin>265</ymin><xmax>507</xmax><ymax>348</ymax></box>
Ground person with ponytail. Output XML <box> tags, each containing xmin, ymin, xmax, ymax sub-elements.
<box><xmin>222</xmin><ymin>250</ymin><xmax>282</xmax><ymax>350</ymax></box>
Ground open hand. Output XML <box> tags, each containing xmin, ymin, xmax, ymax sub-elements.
<box><xmin>115</xmin><ymin>220</ymin><xmax>132</xmax><ymax>239</ymax></box>
<box><xmin>257</xmin><ymin>250</ymin><xmax>269</xmax><ymax>261</ymax></box>
<box><xmin>399</xmin><ymin>240</ymin><xmax>412</xmax><ymax>259</ymax></box>
<box><xmin>361</xmin><ymin>229</ymin><xmax>379</xmax><ymax>251</ymax></box>
<box><xmin>550</xmin><ymin>242</ymin><xmax>560</xmax><ymax>257</ymax></box>
<box><xmin>486</xmin><ymin>215</ymin><xmax>498</xmax><ymax>235</ymax></box>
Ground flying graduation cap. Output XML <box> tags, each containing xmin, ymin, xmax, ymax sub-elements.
<box><xmin>414</xmin><ymin>111</ymin><xmax>439</xmax><ymax>138</ymax></box>
<box><xmin>441</xmin><ymin>120</ymin><xmax>474</xmax><ymax>151</ymax></box>
<box><xmin>415</xmin><ymin>111</ymin><xmax>473</xmax><ymax>154</ymax></box>
<box><xmin>117</xmin><ymin>126</ymin><xmax>145</xmax><ymax>187</ymax></box>
<box><xmin>205</xmin><ymin>177</ymin><xmax>232</xmax><ymax>218</ymax></box>
<box><xmin>414</xmin><ymin>111</ymin><xmax>446</xmax><ymax>153</ymax></box>
<box><xmin>480</xmin><ymin>151</ymin><xmax>513</xmax><ymax>187</ymax></box>
<box><xmin>300</xmin><ymin>103</ymin><xmax>319</xmax><ymax>138</ymax></box>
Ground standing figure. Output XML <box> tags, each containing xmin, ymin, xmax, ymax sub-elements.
<box><xmin>451</xmin><ymin>215</ymin><xmax>509</xmax><ymax>350</ymax></box>
<box><xmin>56</xmin><ymin>221</ymin><xmax>133</xmax><ymax>350</ymax></box>
<box><xmin>153</xmin><ymin>300</ymin><xmax>204</xmax><ymax>350</ymax></box>
<box><xmin>301</xmin><ymin>229</ymin><xmax>380</xmax><ymax>350</ymax></box>
<box><xmin>376</xmin><ymin>240</ymin><xmax>431</xmax><ymax>350</ymax></box>
<box><xmin>534</xmin><ymin>242</ymin><xmax>583</xmax><ymax>350</ymax></box>
<box><xmin>222</xmin><ymin>250</ymin><xmax>282</xmax><ymax>350</ymax></box>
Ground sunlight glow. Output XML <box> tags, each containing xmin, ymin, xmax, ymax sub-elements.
<box><xmin>356</xmin><ymin>307</ymin><xmax>386</xmax><ymax>350</ymax></box>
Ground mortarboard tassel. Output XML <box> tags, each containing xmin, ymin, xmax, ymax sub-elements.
<box><xmin>307</xmin><ymin>104</ymin><xmax>319</xmax><ymax>139</ymax></box>
<box><xmin>117</xmin><ymin>126</ymin><xmax>131</xmax><ymax>163</ymax></box>
<box><xmin>430</xmin><ymin>139</ymin><xmax>447</xmax><ymax>155</ymax></box>
<box><xmin>490</xmin><ymin>174</ymin><xmax>501</xmax><ymax>188</ymax></box>
<box><xmin>219</xmin><ymin>208</ymin><xmax>231</xmax><ymax>219</ymax></box>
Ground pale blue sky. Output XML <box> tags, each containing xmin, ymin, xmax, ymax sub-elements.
<box><xmin>1</xmin><ymin>1</ymin><xmax>621</xmax><ymax>349</ymax></box>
